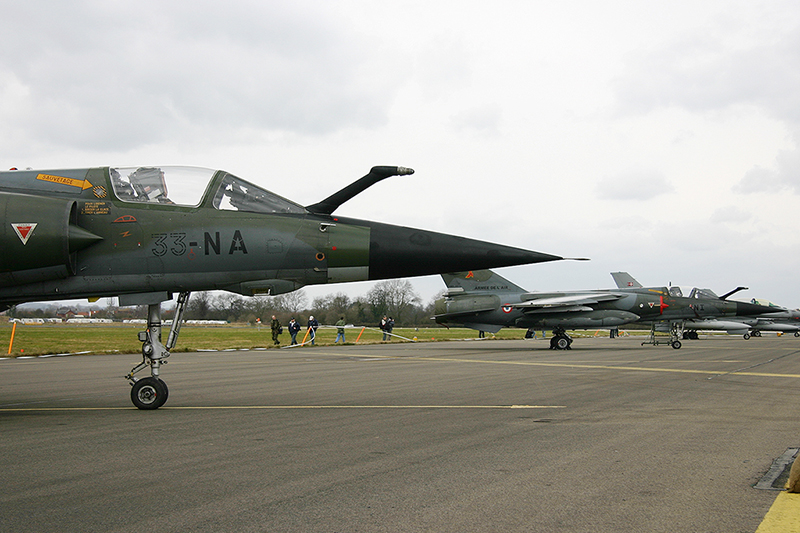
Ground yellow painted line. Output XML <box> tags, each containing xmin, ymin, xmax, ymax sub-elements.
<box><xmin>165</xmin><ymin>405</ymin><xmax>566</xmax><ymax>410</ymax></box>
<box><xmin>756</xmin><ymin>492</ymin><xmax>800</xmax><ymax>532</ymax></box>
<box><xmin>211</xmin><ymin>349</ymin><xmax>800</xmax><ymax>378</ymax></box>
<box><xmin>362</xmin><ymin>355</ymin><xmax>800</xmax><ymax>379</ymax></box>
<box><xmin>0</xmin><ymin>407</ymin><xmax>135</xmax><ymax>411</ymax></box>
<box><xmin>0</xmin><ymin>404</ymin><xmax>565</xmax><ymax>412</ymax></box>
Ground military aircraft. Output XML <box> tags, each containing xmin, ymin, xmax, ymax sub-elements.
<box><xmin>611</xmin><ymin>273</ymin><xmax>800</xmax><ymax>339</ymax></box>
<box><xmin>678</xmin><ymin>296</ymin><xmax>800</xmax><ymax>339</ymax></box>
<box><xmin>0</xmin><ymin>165</ymin><xmax>564</xmax><ymax>408</ymax></box>
<box><xmin>433</xmin><ymin>269</ymin><xmax>777</xmax><ymax>349</ymax></box>
<box><xmin>741</xmin><ymin>299</ymin><xmax>800</xmax><ymax>338</ymax></box>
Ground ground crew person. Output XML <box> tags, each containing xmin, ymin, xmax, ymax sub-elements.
<box><xmin>335</xmin><ymin>317</ymin><xmax>346</xmax><ymax>343</ymax></box>
<box><xmin>271</xmin><ymin>315</ymin><xmax>282</xmax><ymax>345</ymax></box>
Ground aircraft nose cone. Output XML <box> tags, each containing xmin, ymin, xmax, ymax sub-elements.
<box><xmin>362</xmin><ymin>220</ymin><xmax>563</xmax><ymax>280</ymax></box>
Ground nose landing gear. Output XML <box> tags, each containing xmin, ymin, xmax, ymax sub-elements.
<box><xmin>641</xmin><ymin>321</ymin><xmax>683</xmax><ymax>349</ymax></box>
<box><xmin>125</xmin><ymin>291</ymin><xmax>190</xmax><ymax>409</ymax></box>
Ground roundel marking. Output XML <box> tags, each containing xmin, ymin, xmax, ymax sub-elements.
<box><xmin>502</xmin><ymin>304</ymin><xmax>513</xmax><ymax>314</ymax></box>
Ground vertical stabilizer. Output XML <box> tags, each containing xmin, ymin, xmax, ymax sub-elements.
<box><xmin>611</xmin><ymin>272</ymin><xmax>642</xmax><ymax>288</ymax></box>
<box><xmin>441</xmin><ymin>270</ymin><xmax>527</xmax><ymax>293</ymax></box>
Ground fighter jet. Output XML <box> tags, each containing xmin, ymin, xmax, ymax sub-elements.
<box><xmin>612</xmin><ymin>272</ymin><xmax>750</xmax><ymax>338</ymax></box>
<box><xmin>433</xmin><ymin>270</ymin><xmax>777</xmax><ymax>349</ymax></box>
<box><xmin>0</xmin><ymin>165</ymin><xmax>563</xmax><ymax>408</ymax></box>
<box><xmin>678</xmin><ymin>295</ymin><xmax>800</xmax><ymax>339</ymax></box>
<box><xmin>611</xmin><ymin>273</ymin><xmax>800</xmax><ymax>339</ymax></box>
<box><xmin>741</xmin><ymin>298</ymin><xmax>800</xmax><ymax>337</ymax></box>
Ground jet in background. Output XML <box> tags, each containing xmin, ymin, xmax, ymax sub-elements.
<box><xmin>611</xmin><ymin>272</ymin><xmax>751</xmax><ymax>338</ymax></box>
<box><xmin>743</xmin><ymin>298</ymin><xmax>800</xmax><ymax>338</ymax></box>
<box><xmin>611</xmin><ymin>273</ymin><xmax>800</xmax><ymax>339</ymax></box>
<box><xmin>0</xmin><ymin>164</ymin><xmax>564</xmax><ymax>408</ymax></box>
<box><xmin>433</xmin><ymin>270</ymin><xmax>777</xmax><ymax>349</ymax></box>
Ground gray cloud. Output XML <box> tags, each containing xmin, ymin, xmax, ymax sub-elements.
<box><xmin>613</xmin><ymin>23</ymin><xmax>800</xmax><ymax>196</ymax></box>
<box><xmin>734</xmin><ymin>143</ymin><xmax>800</xmax><ymax>193</ymax></box>
<box><xmin>613</xmin><ymin>29</ymin><xmax>800</xmax><ymax>124</ymax></box>
<box><xmin>0</xmin><ymin>2</ymin><xmax>398</xmax><ymax>152</ymax></box>
<box><xmin>596</xmin><ymin>170</ymin><xmax>674</xmax><ymax>200</ymax></box>
<box><xmin>709</xmin><ymin>206</ymin><xmax>753</xmax><ymax>224</ymax></box>
<box><xmin>449</xmin><ymin>104</ymin><xmax>502</xmax><ymax>134</ymax></box>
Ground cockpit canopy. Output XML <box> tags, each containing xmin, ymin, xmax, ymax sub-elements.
<box><xmin>109</xmin><ymin>166</ymin><xmax>307</xmax><ymax>214</ymax></box>
<box><xmin>211</xmin><ymin>173</ymin><xmax>306</xmax><ymax>214</ymax></box>
<box><xmin>669</xmin><ymin>286</ymin><xmax>683</xmax><ymax>298</ymax></box>
<box><xmin>688</xmin><ymin>288</ymin><xmax>719</xmax><ymax>299</ymax></box>
<box><xmin>111</xmin><ymin>167</ymin><xmax>175</xmax><ymax>204</ymax></box>
<box><xmin>751</xmin><ymin>298</ymin><xmax>785</xmax><ymax>309</ymax></box>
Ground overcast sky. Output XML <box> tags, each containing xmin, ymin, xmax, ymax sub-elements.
<box><xmin>3</xmin><ymin>1</ymin><xmax>800</xmax><ymax>308</ymax></box>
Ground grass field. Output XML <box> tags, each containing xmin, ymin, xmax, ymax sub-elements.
<box><xmin>0</xmin><ymin>322</ymin><xmax>640</xmax><ymax>357</ymax></box>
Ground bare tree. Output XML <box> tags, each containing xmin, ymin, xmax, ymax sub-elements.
<box><xmin>272</xmin><ymin>289</ymin><xmax>308</xmax><ymax>315</ymax></box>
<box><xmin>311</xmin><ymin>292</ymin><xmax>351</xmax><ymax>324</ymax></box>
<box><xmin>186</xmin><ymin>291</ymin><xmax>213</xmax><ymax>319</ymax></box>
<box><xmin>216</xmin><ymin>292</ymin><xmax>247</xmax><ymax>321</ymax></box>
<box><xmin>366</xmin><ymin>279</ymin><xmax>421</xmax><ymax>324</ymax></box>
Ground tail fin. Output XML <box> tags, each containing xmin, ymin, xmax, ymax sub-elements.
<box><xmin>611</xmin><ymin>272</ymin><xmax>642</xmax><ymax>288</ymax></box>
<box><xmin>441</xmin><ymin>269</ymin><xmax>526</xmax><ymax>294</ymax></box>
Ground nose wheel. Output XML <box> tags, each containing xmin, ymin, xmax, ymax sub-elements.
<box><xmin>131</xmin><ymin>377</ymin><xmax>169</xmax><ymax>410</ymax></box>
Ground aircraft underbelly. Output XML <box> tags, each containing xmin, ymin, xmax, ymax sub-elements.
<box><xmin>518</xmin><ymin>310</ymin><xmax>639</xmax><ymax>328</ymax></box>
<box><xmin>328</xmin><ymin>266</ymin><xmax>369</xmax><ymax>283</ymax></box>
<box><xmin>460</xmin><ymin>322</ymin><xmax>504</xmax><ymax>334</ymax></box>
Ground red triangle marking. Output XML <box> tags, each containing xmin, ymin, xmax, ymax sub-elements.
<box><xmin>12</xmin><ymin>223</ymin><xmax>37</xmax><ymax>245</ymax></box>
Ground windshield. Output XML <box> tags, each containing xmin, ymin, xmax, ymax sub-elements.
<box><xmin>110</xmin><ymin>166</ymin><xmax>214</xmax><ymax>206</ymax></box>
<box><xmin>212</xmin><ymin>173</ymin><xmax>306</xmax><ymax>214</ymax></box>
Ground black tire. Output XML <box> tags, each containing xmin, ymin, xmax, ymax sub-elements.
<box><xmin>131</xmin><ymin>377</ymin><xmax>168</xmax><ymax>410</ymax></box>
<box><xmin>556</xmin><ymin>337</ymin><xmax>570</xmax><ymax>350</ymax></box>
<box><xmin>161</xmin><ymin>379</ymin><xmax>169</xmax><ymax>404</ymax></box>
<box><xmin>671</xmin><ymin>340</ymin><xmax>682</xmax><ymax>350</ymax></box>
<box><xmin>743</xmin><ymin>333</ymin><xmax>750</xmax><ymax>340</ymax></box>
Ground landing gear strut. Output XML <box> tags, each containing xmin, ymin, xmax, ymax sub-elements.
<box><xmin>549</xmin><ymin>326</ymin><xmax>572</xmax><ymax>350</ymax></box>
<box><xmin>125</xmin><ymin>292</ymin><xmax>190</xmax><ymax>409</ymax></box>
<box><xmin>641</xmin><ymin>321</ymin><xmax>682</xmax><ymax>349</ymax></box>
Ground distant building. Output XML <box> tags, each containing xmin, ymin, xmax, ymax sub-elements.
<box><xmin>56</xmin><ymin>308</ymin><xmax>75</xmax><ymax>320</ymax></box>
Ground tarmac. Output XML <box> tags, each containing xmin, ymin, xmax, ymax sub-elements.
<box><xmin>2</xmin><ymin>335</ymin><xmax>800</xmax><ymax>532</ymax></box>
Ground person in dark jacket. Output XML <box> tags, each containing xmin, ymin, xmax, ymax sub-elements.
<box><xmin>384</xmin><ymin>317</ymin><xmax>394</xmax><ymax>341</ymax></box>
<box><xmin>288</xmin><ymin>318</ymin><xmax>301</xmax><ymax>345</ymax></box>
<box><xmin>307</xmin><ymin>315</ymin><xmax>319</xmax><ymax>345</ymax></box>
<box><xmin>380</xmin><ymin>316</ymin><xmax>389</xmax><ymax>341</ymax></box>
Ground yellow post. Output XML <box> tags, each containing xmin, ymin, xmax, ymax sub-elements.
<box><xmin>301</xmin><ymin>327</ymin><xmax>311</xmax><ymax>345</ymax></box>
<box><xmin>355</xmin><ymin>326</ymin><xmax>366</xmax><ymax>343</ymax></box>
<box><xmin>7</xmin><ymin>321</ymin><xmax>17</xmax><ymax>355</ymax></box>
